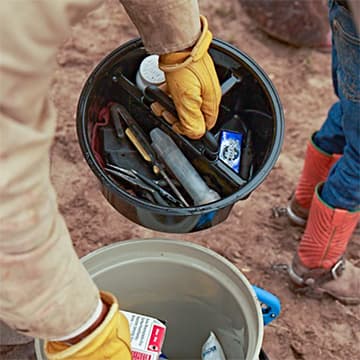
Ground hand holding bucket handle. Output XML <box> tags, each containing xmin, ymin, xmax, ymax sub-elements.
<box><xmin>157</xmin><ymin>16</ymin><xmax>221</xmax><ymax>148</ymax></box>
<box><xmin>144</xmin><ymin>85</ymin><xmax>219</xmax><ymax>159</ymax></box>
<box><xmin>252</xmin><ymin>285</ymin><xmax>281</xmax><ymax>326</ymax></box>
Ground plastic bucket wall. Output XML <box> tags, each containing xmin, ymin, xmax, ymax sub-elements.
<box><xmin>35</xmin><ymin>239</ymin><xmax>264</xmax><ymax>359</ymax></box>
<box><xmin>76</xmin><ymin>39</ymin><xmax>284</xmax><ymax>232</ymax></box>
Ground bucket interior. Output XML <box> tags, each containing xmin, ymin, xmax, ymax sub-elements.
<box><xmin>76</xmin><ymin>39</ymin><xmax>283</xmax><ymax>231</ymax></box>
<box><xmin>35</xmin><ymin>239</ymin><xmax>263</xmax><ymax>360</ymax></box>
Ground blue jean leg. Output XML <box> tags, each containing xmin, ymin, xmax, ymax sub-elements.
<box><xmin>313</xmin><ymin>1</ymin><xmax>360</xmax><ymax>211</ymax></box>
<box><xmin>314</xmin><ymin>102</ymin><xmax>346</xmax><ymax>155</ymax></box>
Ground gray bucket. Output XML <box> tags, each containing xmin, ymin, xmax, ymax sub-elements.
<box><xmin>35</xmin><ymin>239</ymin><xmax>276</xmax><ymax>359</ymax></box>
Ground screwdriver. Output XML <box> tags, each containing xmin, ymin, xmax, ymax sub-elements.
<box><xmin>115</xmin><ymin>104</ymin><xmax>189</xmax><ymax>207</ymax></box>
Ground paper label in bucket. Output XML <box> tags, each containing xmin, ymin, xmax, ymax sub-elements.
<box><xmin>122</xmin><ymin>311</ymin><xmax>167</xmax><ymax>360</ymax></box>
<box><xmin>202</xmin><ymin>332</ymin><xmax>227</xmax><ymax>360</ymax></box>
<box><xmin>218</xmin><ymin>130</ymin><xmax>243</xmax><ymax>173</ymax></box>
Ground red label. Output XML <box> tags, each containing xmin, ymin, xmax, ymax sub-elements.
<box><xmin>147</xmin><ymin>325</ymin><xmax>166</xmax><ymax>352</ymax></box>
<box><xmin>132</xmin><ymin>351</ymin><xmax>151</xmax><ymax>360</ymax></box>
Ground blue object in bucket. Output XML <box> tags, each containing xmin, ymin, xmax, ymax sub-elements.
<box><xmin>252</xmin><ymin>286</ymin><xmax>281</xmax><ymax>326</ymax></box>
<box><xmin>219</xmin><ymin>130</ymin><xmax>243</xmax><ymax>172</ymax></box>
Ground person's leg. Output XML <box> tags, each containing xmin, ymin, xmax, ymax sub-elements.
<box><xmin>313</xmin><ymin>13</ymin><xmax>345</xmax><ymax>156</ymax></box>
<box><xmin>287</xmin><ymin>22</ymin><xmax>344</xmax><ymax>226</ymax></box>
<box><xmin>289</xmin><ymin>0</ymin><xmax>360</xmax><ymax>304</ymax></box>
<box><xmin>314</xmin><ymin>0</ymin><xmax>360</xmax><ymax>213</ymax></box>
<box><xmin>320</xmin><ymin>100</ymin><xmax>360</xmax><ymax>210</ymax></box>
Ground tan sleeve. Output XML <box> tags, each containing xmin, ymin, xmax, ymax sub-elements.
<box><xmin>0</xmin><ymin>0</ymin><xmax>201</xmax><ymax>338</ymax></box>
<box><xmin>0</xmin><ymin>0</ymin><xmax>103</xmax><ymax>338</ymax></box>
<box><xmin>120</xmin><ymin>0</ymin><xmax>201</xmax><ymax>54</ymax></box>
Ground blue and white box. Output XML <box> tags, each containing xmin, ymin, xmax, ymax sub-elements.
<box><xmin>219</xmin><ymin>130</ymin><xmax>243</xmax><ymax>172</ymax></box>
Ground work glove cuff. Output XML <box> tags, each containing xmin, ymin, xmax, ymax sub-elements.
<box><xmin>159</xmin><ymin>15</ymin><xmax>212</xmax><ymax>72</ymax></box>
<box><xmin>45</xmin><ymin>291</ymin><xmax>131</xmax><ymax>360</ymax></box>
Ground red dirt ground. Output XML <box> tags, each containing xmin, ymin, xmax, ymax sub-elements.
<box><xmin>48</xmin><ymin>1</ymin><xmax>360</xmax><ymax>359</ymax></box>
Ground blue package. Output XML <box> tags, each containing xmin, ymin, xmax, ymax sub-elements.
<box><xmin>219</xmin><ymin>130</ymin><xmax>243</xmax><ymax>172</ymax></box>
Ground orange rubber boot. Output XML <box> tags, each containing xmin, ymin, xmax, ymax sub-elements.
<box><xmin>287</xmin><ymin>134</ymin><xmax>341</xmax><ymax>226</ymax></box>
<box><xmin>288</xmin><ymin>185</ymin><xmax>360</xmax><ymax>304</ymax></box>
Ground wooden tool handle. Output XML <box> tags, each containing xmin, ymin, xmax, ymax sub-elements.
<box><xmin>125</xmin><ymin>128</ymin><xmax>160</xmax><ymax>174</ymax></box>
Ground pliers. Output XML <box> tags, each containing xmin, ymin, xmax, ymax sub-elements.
<box><xmin>105</xmin><ymin>164</ymin><xmax>182</xmax><ymax>207</ymax></box>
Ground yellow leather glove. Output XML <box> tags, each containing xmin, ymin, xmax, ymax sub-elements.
<box><xmin>159</xmin><ymin>15</ymin><xmax>221</xmax><ymax>140</ymax></box>
<box><xmin>44</xmin><ymin>292</ymin><xmax>131</xmax><ymax>360</ymax></box>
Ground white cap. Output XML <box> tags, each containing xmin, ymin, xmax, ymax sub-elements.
<box><xmin>136</xmin><ymin>55</ymin><xmax>165</xmax><ymax>92</ymax></box>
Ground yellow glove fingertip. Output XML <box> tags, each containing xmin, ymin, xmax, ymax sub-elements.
<box><xmin>173</xmin><ymin>114</ymin><xmax>206</xmax><ymax>139</ymax></box>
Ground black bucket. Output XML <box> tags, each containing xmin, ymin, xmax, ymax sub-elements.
<box><xmin>77</xmin><ymin>38</ymin><xmax>284</xmax><ymax>233</ymax></box>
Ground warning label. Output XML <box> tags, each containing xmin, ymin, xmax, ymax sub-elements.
<box><xmin>121</xmin><ymin>311</ymin><xmax>167</xmax><ymax>360</ymax></box>
<box><xmin>148</xmin><ymin>325</ymin><xmax>166</xmax><ymax>352</ymax></box>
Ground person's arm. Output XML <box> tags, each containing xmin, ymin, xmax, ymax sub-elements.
<box><xmin>1</xmin><ymin>0</ymin><xmax>219</xmax><ymax>358</ymax></box>
<box><xmin>0</xmin><ymin>0</ymin><xmax>105</xmax><ymax>338</ymax></box>
<box><xmin>0</xmin><ymin>2</ymin><xmax>133</xmax><ymax>359</ymax></box>
<box><xmin>121</xmin><ymin>0</ymin><xmax>201</xmax><ymax>54</ymax></box>
<box><xmin>121</xmin><ymin>0</ymin><xmax>221</xmax><ymax>139</ymax></box>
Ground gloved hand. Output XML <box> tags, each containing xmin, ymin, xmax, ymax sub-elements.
<box><xmin>44</xmin><ymin>292</ymin><xmax>131</xmax><ymax>360</ymax></box>
<box><xmin>158</xmin><ymin>15</ymin><xmax>221</xmax><ymax>139</ymax></box>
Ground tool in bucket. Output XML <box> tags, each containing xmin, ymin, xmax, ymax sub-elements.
<box><xmin>110</xmin><ymin>103</ymin><xmax>125</xmax><ymax>139</ymax></box>
<box><xmin>239</xmin><ymin>128</ymin><xmax>254</xmax><ymax>181</ymax></box>
<box><xmin>150</xmin><ymin>128</ymin><xmax>221</xmax><ymax>206</ymax></box>
<box><xmin>105</xmin><ymin>164</ymin><xmax>182</xmax><ymax>207</ymax></box>
<box><xmin>107</xmin><ymin>107</ymin><xmax>222</xmax><ymax>206</ymax></box>
<box><xmin>98</xmin><ymin>104</ymin><xmax>153</xmax><ymax>178</ymax></box>
<box><xmin>110</xmin><ymin>103</ymin><xmax>189</xmax><ymax>207</ymax></box>
<box><xmin>220</xmin><ymin>70</ymin><xmax>243</xmax><ymax>97</ymax></box>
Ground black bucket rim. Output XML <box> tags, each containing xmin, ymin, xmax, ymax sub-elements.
<box><xmin>77</xmin><ymin>38</ymin><xmax>284</xmax><ymax>216</ymax></box>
